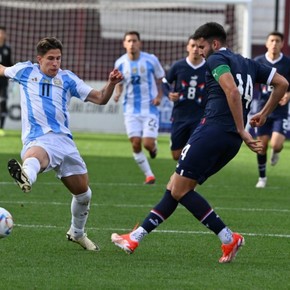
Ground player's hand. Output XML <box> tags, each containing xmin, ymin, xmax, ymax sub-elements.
<box><xmin>249</xmin><ymin>113</ymin><xmax>267</xmax><ymax>128</ymax></box>
<box><xmin>108</xmin><ymin>69</ymin><xmax>123</xmax><ymax>84</ymax></box>
<box><xmin>152</xmin><ymin>96</ymin><xmax>162</xmax><ymax>106</ymax></box>
<box><xmin>240</xmin><ymin>130</ymin><xmax>264</xmax><ymax>154</ymax></box>
<box><xmin>168</xmin><ymin>92</ymin><xmax>179</xmax><ymax>102</ymax></box>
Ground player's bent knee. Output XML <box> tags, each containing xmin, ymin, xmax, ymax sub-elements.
<box><xmin>74</xmin><ymin>187</ymin><xmax>92</xmax><ymax>205</ymax></box>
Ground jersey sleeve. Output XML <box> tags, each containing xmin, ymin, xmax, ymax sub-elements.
<box><xmin>4</xmin><ymin>61</ymin><xmax>33</xmax><ymax>81</ymax></box>
<box><xmin>64</xmin><ymin>70</ymin><xmax>93</xmax><ymax>101</ymax></box>
<box><xmin>152</xmin><ymin>54</ymin><xmax>165</xmax><ymax>79</ymax></box>
<box><xmin>255</xmin><ymin>63</ymin><xmax>276</xmax><ymax>85</ymax></box>
<box><xmin>206</xmin><ymin>52</ymin><xmax>230</xmax><ymax>76</ymax></box>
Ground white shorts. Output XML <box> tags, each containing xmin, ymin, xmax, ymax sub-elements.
<box><xmin>21</xmin><ymin>133</ymin><xmax>87</xmax><ymax>179</ymax></box>
<box><xmin>124</xmin><ymin>114</ymin><xmax>159</xmax><ymax>138</ymax></box>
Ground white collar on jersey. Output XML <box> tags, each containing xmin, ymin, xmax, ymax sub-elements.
<box><xmin>186</xmin><ymin>57</ymin><xmax>206</xmax><ymax>70</ymax></box>
<box><xmin>265</xmin><ymin>52</ymin><xmax>283</xmax><ymax>64</ymax></box>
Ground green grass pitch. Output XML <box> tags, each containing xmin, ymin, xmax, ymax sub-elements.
<box><xmin>0</xmin><ymin>131</ymin><xmax>289</xmax><ymax>290</ymax></box>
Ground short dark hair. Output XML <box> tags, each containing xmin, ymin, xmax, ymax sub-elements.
<box><xmin>193</xmin><ymin>22</ymin><xmax>227</xmax><ymax>44</ymax></box>
<box><xmin>187</xmin><ymin>34</ymin><xmax>195</xmax><ymax>43</ymax></box>
<box><xmin>0</xmin><ymin>26</ymin><xmax>6</xmax><ymax>31</ymax></box>
<box><xmin>267</xmin><ymin>31</ymin><xmax>284</xmax><ymax>41</ymax></box>
<box><xmin>36</xmin><ymin>37</ymin><xmax>63</xmax><ymax>56</ymax></box>
<box><xmin>123</xmin><ymin>31</ymin><xmax>140</xmax><ymax>41</ymax></box>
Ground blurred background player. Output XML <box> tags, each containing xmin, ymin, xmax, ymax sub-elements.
<box><xmin>0</xmin><ymin>26</ymin><xmax>13</xmax><ymax>137</ymax></box>
<box><xmin>111</xmin><ymin>22</ymin><xmax>288</xmax><ymax>263</ymax></box>
<box><xmin>0</xmin><ymin>37</ymin><xmax>123</xmax><ymax>251</ymax></box>
<box><xmin>114</xmin><ymin>31</ymin><xmax>165</xmax><ymax>184</ymax></box>
<box><xmin>165</xmin><ymin>35</ymin><xmax>207</xmax><ymax>160</ymax></box>
<box><xmin>254</xmin><ymin>32</ymin><xmax>290</xmax><ymax>188</ymax></box>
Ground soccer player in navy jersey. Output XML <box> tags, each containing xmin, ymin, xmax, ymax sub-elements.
<box><xmin>253</xmin><ymin>32</ymin><xmax>290</xmax><ymax>188</ymax></box>
<box><xmin>0</xmin><ymin>37</ymin><xmax>123</xmax><ymax>251</ymax></box>
<box><xmin>111</xmin><ymin>22</ymin><xmax>288</xmax><ymax>263</ymax></box>
<box><xmin>166</xmin><ymin>35</ymin><xmax>207</xmax><ymax>160</ymax></box>
<box><xmin>114</xmin><ymin>31</ymin><xmax>165</xmax><ymax>185</ymax></box>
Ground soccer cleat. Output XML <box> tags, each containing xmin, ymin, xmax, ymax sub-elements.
<box><xmin>270</xmin><ymin>150</ymin><xmax>279</xmax><ymax>166</ymax></box>
<box><xmin>66</xmin><ymin>229</ymin><xmax>100</xmax><ymax>251</ymax></box>
<box><xmin>149</xmin><ymin>147</ymin><xmax>157</xmax><ymax>159</ymax></box>
<box><xmin>7</xmin><ymin>159</ymin><xmax>31</xmax><ymax>193</ymax></box>
<box><xmin>111</xmin><ymin>232</ymin><xmax>139</xmax><ymax>254</ymax></box>
<box><xmin>144</xmin><ymin>176</ymin><xmax>155</xmax><ymax>185</ymax></box>
<box><xmin>255</xmin><ymin>177</ymin><xmax>267</xmax><ymax>188</ymax></box>
<box><xmin>219</xmin><ymin>232</ymin><xmax>245</xmax><ymax>263</ymax></box>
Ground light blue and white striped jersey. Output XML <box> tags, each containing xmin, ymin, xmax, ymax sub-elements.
<box><xmin>115</xmin><ymin>51</ymin><xmax>164</xmax><ymax>116</ymax></box>
<box><xmin>4</xmin><ymin>61</ymin><xmax>93</xmax><ymax>145</ymax></box>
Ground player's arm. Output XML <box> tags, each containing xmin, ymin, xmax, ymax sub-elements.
<box><xmin>86</xmin><ymin>69</ymin><xmax>123</xmax><ymax>105</ymax></box>
<box><xmin>217</xmin><ymin>69</ymin><xmax>263</xmax><ymax>153</ymax></box>
<box><xmin>0</xmin><ymin>64</ymin><xmax>7</xmax><ymax>76</ymax></box>
<box><xmin>218</xmin><ymin>72</ymin><xmax>245</xmax><ymax>134</ymax></box>
<box><xmin>152</xmin><ymin>77</ymin><xmax>163</xmax><ymax>106</ymax></box>
<box><xmin>250</xmin><ymin>72</ymin><xmax>288</xmax><ymax>126</ymax></box>
<box><xmin>113</xmin><ymin>83</ymin><xmax>124</xmax><ymax>103</ymax></box>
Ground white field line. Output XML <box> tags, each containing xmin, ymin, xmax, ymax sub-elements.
<box><xmin>0</xmin><ymin>181</ymin><xmax>288</xmax><ymax>190</ymax></box>
<box><xmin>0</xmin><ymin>199</ymin><xmax>290</xmax><ymax>213</ymax></box>
<box><xmin>1</xmin><ymin>182</ymin><xmax>289</xmax><ymax>239</ymax></box>
<box><xmin>14</xmin><ymin>223</ymin><xmax>290</xmax><ymax>239</ymax></box>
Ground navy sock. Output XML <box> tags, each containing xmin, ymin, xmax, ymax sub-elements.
<box><xmin>141</xmin><ymin>189</ymin><xmax>178</xmax><ymax>233</ymax></box>
<box><xmin>257</xmin><ymin>154</ymin><xmax>266</xmax><ymax>178</ymax></box>
<box><xmin>179</xmin><ymin>190</ymin><xmax>226</xmax><ymax>235</ymax></box>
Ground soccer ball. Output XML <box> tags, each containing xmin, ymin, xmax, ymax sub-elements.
<box><xmin>0</xmin><ymin>207</ymin><xmax>14</xmax><ymax>238</ymax></box>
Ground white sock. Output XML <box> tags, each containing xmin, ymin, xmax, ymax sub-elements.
<box><xmin>218</xmin><ymin>227</ymin><xmax>233</xmax><ymax>244</ymax></box>
<box><xmin>70</xmin><ymin>188</ymin><xmax>92</xmax><ymax>238</ymax></box>
<box><xmin>22</xmin><ymin>157</ymin><xmax>41</xmax><ymax>184</ymax></box>
<box><xmin>130</xmin><ymin>226</ymin><xmax>148</xmax><ymax>242</ymax></box>
<box><xmin>133</xmin><ymin>152</ymin><xmax>154</xmax><ymax>177</ymax></box>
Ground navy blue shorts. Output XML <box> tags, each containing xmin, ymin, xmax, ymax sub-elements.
<box><xmin>175</xmin><ymin>123</ymin><xmax>242</xmax><ymax>184</ymax></box>
<box><xmin>170</xmin><ymin>119</ymin><xmax>200</xmax><ymax>150</ymax></box>
<box><xmin>255</xmin><ymin>116</ymin><xmax>288</xmax><ymax>137</ymax></box>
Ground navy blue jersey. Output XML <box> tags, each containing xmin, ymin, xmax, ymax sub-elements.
<box><xmin>166</xmin><ymin>58</ymin><xmax>207</xmax><ymax>122</ymax></box>
<box><xmin>204</xmin><ymin>49</ymin><xmax>275</xmax><ymax>132</ymax></box>
<box><xmin>254</xmin><ymin>53</ymin><xmax>290</xmax><ymax>118</ymax></box>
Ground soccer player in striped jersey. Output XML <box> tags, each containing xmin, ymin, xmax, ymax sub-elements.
<box><xmin>114</xmin><ymin>31</ymin><xmax>165</xmax><ymax>185</ymax></box>
<box><xmin>166</xmin><ymin>35</ymin><xmax>207</xmax><ymax>160</ymax></box>
<box><xmin>253</xmin><ymin>32</ymin><xmax>290</xmax><ymax>188</ymax></box>
<box><xmin>0</xmin><ymin>37</ymin><xmax>123</xmax><ymax>251</ymax></box>
<box><xmin>111</xmin><ymin>22</ymin><xmax>288</xmax><ymax>263</ymax></box>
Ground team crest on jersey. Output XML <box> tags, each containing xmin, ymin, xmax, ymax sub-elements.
<box><xmin>53</xmin><ymin>78</ymin><xmax>62</xmax><ymax>86</ymax></box>
<box><xmin>189</xmin><ymin>75</ymin><xmax>198</xmax><ymax>87</ymax></box>
<box><xmin>132</xmin><ymin>67</ymin><xmax>138</xmax><ymax>74</ymax></box>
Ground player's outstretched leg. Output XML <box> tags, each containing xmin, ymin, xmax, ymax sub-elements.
<box><xmin>7</xmin><ymin>159</ymin><xmax>31</xmax><ymax>193</ymax></box>
<box><xmin>111</xmin><ymin>232</ymin><xmax>139</xmax><ymax>254</ymax></box>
